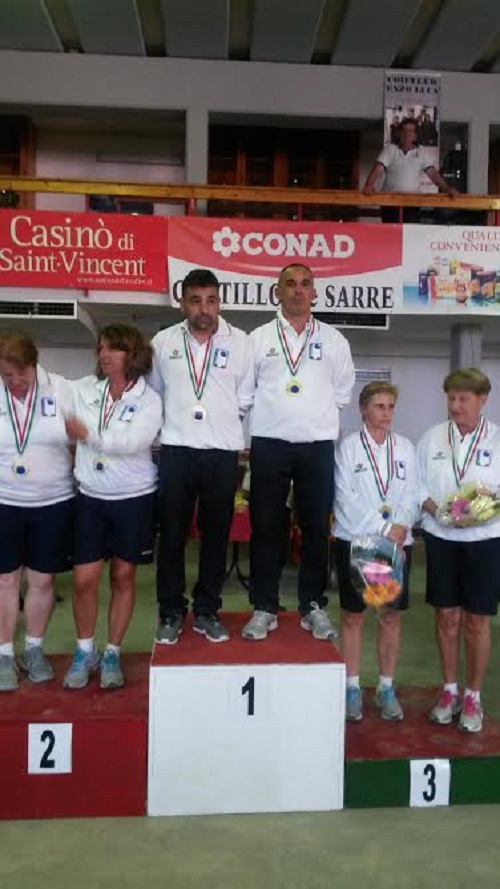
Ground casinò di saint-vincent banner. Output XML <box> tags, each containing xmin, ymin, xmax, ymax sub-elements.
<box><xmin>0</xmin><ymin>209</ymin><xmax>168</xmax><ymax>292</ymax></box>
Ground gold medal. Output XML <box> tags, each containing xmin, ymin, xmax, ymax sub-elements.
<box><xmin>286</xmin><ymin>379</ymin><xmax>303</xmax><ymax>396</ymax></box>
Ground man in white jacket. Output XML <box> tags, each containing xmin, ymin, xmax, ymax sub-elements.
<box><xmin>150</xmin><ymin>268</ymin><xmax>254</xmax><ymax>645</ymax></box>
<box><xmin>242</xmin><ymin>263</ymin><xmax>355</xmax><ymax>642</ymax></box>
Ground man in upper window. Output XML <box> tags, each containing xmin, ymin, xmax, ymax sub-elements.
<box><xmin>363</xmin><ymin>118</ymin><xmax>457</xmax><ymax>222</ymax></box>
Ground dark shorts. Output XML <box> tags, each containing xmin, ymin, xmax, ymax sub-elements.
<box><xmin>334</xmin><ymin>536</ymin><xmax>412</xmax><ymax>614</ymax></box>
<box><xmin>0</xmin><ymin>499</ymin><xmax>74</xmax><ymax>575</ymax></box>
<box><xmin>73</xmin><ymin>492</ymin><xmax>156</xmax><ymax>566</ymax></box>
<box><xmin>423</xmin><ymin>531</ymin><xmax>500</xmax><ymax>616</ymax></box>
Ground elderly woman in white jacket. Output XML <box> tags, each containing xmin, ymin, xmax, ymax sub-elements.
<box><xmin>418</xmin><ymin>367</ymin><xmax>500</xmax><ymax>734</ymax></box>
<box><xmin>333</xmin><ymin>381</ymin><xmax>418</xmax><ymax>723</ymax></box>
<box><xmin>0</xmin><ymin>331</ymin><xmax>75</xmax><ymax>692</ymax></box>
<box><xmin>64</xmin><ymin>324</ymin><xmax>162</xmax><ymax>691</ymax></box>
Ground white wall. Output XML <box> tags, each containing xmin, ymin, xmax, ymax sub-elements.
<box><xmin>38</xmin><ymin>346</ymin><xmax>95</xmax><ymax>379</ymax></box>
<box><xmin>35</xmin><ymin>127</ymin><xmax>185</xmax><ymax>215</ymax></box>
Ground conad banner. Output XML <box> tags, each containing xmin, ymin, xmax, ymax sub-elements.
<box><xmin>0</xmin><ymin>209</ymin><xmax>168</xmax><ymax>292</ymax></box>
<box><xmin>383</xmin><ymin>70</ymin><xmax>441</xmax><ymax>192</ymax></box>
<box><xmin>167</xmin><ymin>218</ymin><xmax>403</xmax><ymax>313</ymax></box>
<box><xmin>402</xmin><ymin>225</ymin><xmax>500</xmax><ymax>315</ymax></box>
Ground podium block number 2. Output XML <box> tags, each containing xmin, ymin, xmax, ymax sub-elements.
<box><xmin>410</xmin><ymin>759</ymin><xmax>450</xmax><ymax>807</ymax></box>
<box><xmin>28</xmin><ymin>723</ymin><xmax>73</xmax><ymax>775</ymax></box>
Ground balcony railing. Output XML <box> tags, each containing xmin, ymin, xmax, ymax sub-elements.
<box><xmin>1</xmin><ymin>175</ymin><xmax>500</xmax><ymax>222</ymax></box>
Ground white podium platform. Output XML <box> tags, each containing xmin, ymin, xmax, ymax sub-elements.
<box><xmin>148</xmin><ymin>613</ymin><xmax>345</xmax><ymax>816</ymax></box>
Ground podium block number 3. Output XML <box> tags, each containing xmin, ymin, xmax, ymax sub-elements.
<box><xmin>410</xmin><ymin>759</ymin><xmax>450</xmax><ymax>807</ymax></box>
<box><xmin>28</xmin><ymin>723</ymin><xmax>73</xmax><ymax>775</ymax></box>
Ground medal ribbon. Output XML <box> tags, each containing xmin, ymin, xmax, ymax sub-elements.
<box><xmin>5</xmin><ymin>377</ymin><xmax>38</xmax><ymax>455</ymax></box>
<box><xmin>276</xmin><ymin>317</ymin><xmax>315</xmax><ymax>378</ymax></box>
<box><xmin>183</xmin><ymin>330</ymin><xmax>212</xmax><ymax>401</ymax></box>
<box><xmin>98</xmin><ymin>380</ymin><xmax>134</xmax><ymax>434</ymax></box>
<box><xmin>448</xmin><ymin>417</ymin><xmax>486</xmax><ymax>486</ymax></box>
<box><xmin>360</xmin><ymin>429</ymin><xmax>394</xmax><ymax>501</ymax></box>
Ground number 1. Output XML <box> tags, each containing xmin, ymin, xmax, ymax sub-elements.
<box><xmin>241</xmin><ymin>676</ymin><xmax>255</xmax><ymax>716</ymax></box>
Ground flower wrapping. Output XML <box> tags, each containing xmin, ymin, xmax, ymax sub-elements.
<box><xmin>350</xmin><ymin>535</ymin><xmax>405</xmax><ymax>609</ymax></box>
<box><xmin>436</xmin><ymin>481</ymin><xmax>500</xmax><ymax>528</ymax></box>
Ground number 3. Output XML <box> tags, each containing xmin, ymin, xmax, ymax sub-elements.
<box><xmin>422</xmin><ymin>763</ymin><xmax>436</xmax><ymax>802</ymax></box>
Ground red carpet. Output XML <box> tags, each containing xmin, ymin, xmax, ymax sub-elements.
<box><xmin>0</xmin><ymin>654</ymin><xmax>149</xmax><ymax>820</ymax></box>
<box><xmin>152</xmin><ymin>611</ymin><xmax>343</xmax><ymax>667</ymax></box>
<box><xmin>346</xmin><ymin>687</ymin><xmax>500</xmax><ymax>760</ymax></box>
<box><xmin>0</xmin><ymin>652</ymin><xmax>149</xmax><ymax>720</ymax></box>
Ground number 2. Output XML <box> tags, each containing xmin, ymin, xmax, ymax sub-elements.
<box><xmin>241</xmin><ymin>676</ymin><xmax>255</xmax><ymax>716</ymax></box>
<box><xmin>40</xmin><ymin>729</ymin><xmax>56</xmax><ymax>769</ymax></box>
<box><xmin>422</xmin><ymin>763</ymin><xmax>436</xmax><ymax>802</ymax></box>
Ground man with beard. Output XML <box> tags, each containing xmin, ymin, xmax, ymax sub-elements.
<box><xmin>150</xmin><ymin>269</ymin><xmax>254</xmax><ymax>645</ymax></box>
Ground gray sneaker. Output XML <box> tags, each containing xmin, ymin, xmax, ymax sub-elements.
<box><xmin>429</xmin><ymin>690</ymin><xmax>461</xmax><ymax>725</ymax></box>
<box><xmin>100</xmin><ymin>650</ymin><xmax>124</xmax><ymax>690</ymax></box>
<box><xmin>346</xmin><ymin>686</ymin><xmax>363</xmax><ymax>722</ymax></box>
<box><xmin>193</xmin><ymin>614</ymin><xmax>230</xmax><ymax>643</ymax></box>
<box><xmin>375</xmin><ymin>686</ymin><xmax>403</xmax><ymax>721</ymax></box>
<box><xmin>63</xmin><ymin>647</ymin><xmax>100</xmax><ymax>690</ymax></box>
<box><xmin>156</xmin><ymin>615</ymin><xmax>184</xmax><ymax>645</ymax></box>
<box><xmin>242</xmin><ymin>611</ymin><xmax>278</xmax><ymax>641</ymax></box>
<box><xmin>300</xmin><ymin>603</ymin><xmax>338</xmax><ymax>640</ymax></box>
<box><xmin>459</xmin><ymin>694</ymin><xmax>483</xmax><ymax>733</ymax></box>
<box><xmin>0</xmin><ymin>654</ymin><xmax>19</xmax><ymax>691</ymax></box>
<box><xmin>20</xmin><ymin>647</ymin><xmax>54</xmax><ymax>683</ymax></box>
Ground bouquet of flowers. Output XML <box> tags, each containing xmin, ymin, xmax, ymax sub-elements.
<box><xmin>436</xmin><ymin>481</ymin><xmax>500</xmax><ymax>528</ymax></box>
<box><xmin>350</xmin><ymin>535</ymin><xmax>405</xmax><ymax>609</ymax></box>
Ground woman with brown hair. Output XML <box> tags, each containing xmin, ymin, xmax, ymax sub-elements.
<box><xmin>64</xmin><ymin>324</ymin><xmax>162</xmax><ymax>691</ymax></box>
<box><xmin>0</xmin><ymin>330</ymin><xmax>75</xmax><ymax>691</ymax></box>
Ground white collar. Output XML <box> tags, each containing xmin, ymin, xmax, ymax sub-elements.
<box><xmin>363</xmin><ymin>424</ymin><xmax>391</xmax><ymax>449</ymax></box>
<box><xmin>91</xmin><ymin>375</ymin><xmax>145</xmax><ymax>402</ymax></box>
<box><xmin>277</xmin><ymin>306</ymin><xmax>313</xmax><ymax>333</ymax></box>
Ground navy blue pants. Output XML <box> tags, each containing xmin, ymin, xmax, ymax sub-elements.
<box><xmin>249</xmin><ymin>437</ymin><xmax>334</xmax><ymax>615</ymax></box>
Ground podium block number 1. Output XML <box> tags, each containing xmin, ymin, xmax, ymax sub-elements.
<box><xmin>28</xmin><ymin>723</ymin><xmax>73</xmax><ymax>775</ymax></box>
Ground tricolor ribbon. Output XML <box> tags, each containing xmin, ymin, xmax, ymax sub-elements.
<box><xmin>360</xmin><ymin>428</ymin><xmax>395</xmax><ymax>501</ymax></box>
<box><xmin>98</xmin><ymin>380</ymin><xmax>135</xmax><ymax>434</ymax></box>
<box><xmin>5</xmin><ymin>377</ymin><xmax>38</xmax><ymax>455</ymax></box>
<box><xmin>183</xmin><ymin>330</ymin><xmax>212</xmax><ymax>401</ymax></box>
<box><xmin>276</xmin><ymin>317</ymin><xmax>315</xmax><ymax>379</ymax></box>
<box><xmin>448</xmin><ymin>417</ymin><xmax>486</xmax><ymax>486</ymax></box>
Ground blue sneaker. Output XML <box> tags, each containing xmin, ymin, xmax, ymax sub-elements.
<box><xmin>375</xmin><ymin>686</ymin><xmax>403</xmax><ymax>721</ymax></box>
<box><xmin>346</xmin><ymin>686</ymin><xmax>363</xmax><ymax>722</ymax></box>
<box><xmin>100</xmin><ymin>650</ymin><xmax>124</xmax><ymax>690</ymax></box>
<box><xmin>63</xmin><ymin>647</ymin><xmax>100</xmax><ymax>690</ymax></box>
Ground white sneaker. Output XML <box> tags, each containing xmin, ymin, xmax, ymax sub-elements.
<box><xmin>459</xmin><ymin>694</ymin><xmax>483</xmax><ymax>733</ymax></box>
<box><xmin>300</xmin><ymin>603</ymin><xmax>338</xmax><ymax>640</ymax></box>
<box><xmin>242</xmin><ymin>611</ymin><xmax>278</xmax><ymax>641</ymax></box>
<box><xmin>429</xmin><ymin>690</ymin><xmax>461</xmax><ymax>725</ymax></box>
